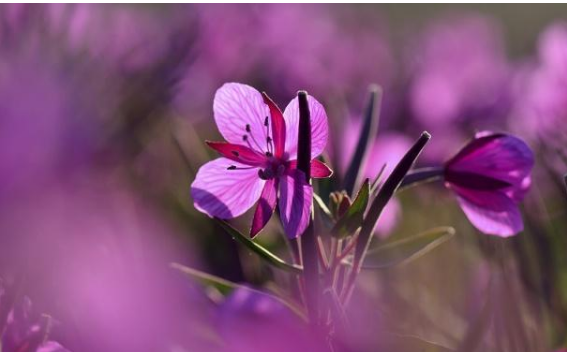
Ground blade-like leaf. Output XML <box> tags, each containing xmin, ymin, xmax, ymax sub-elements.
<box><xmin>380</xmin><ymin>333</ymin><xmax>455</xmax><ymax>352</ymax></box>
<box><xmin>343</xmin><ymin>85</ymin><xmax>382</xmax><ymax>196</ymax></box>
<box><xmin>172</xmin><ymin>263</ymin><xmax>307</xmax><ymax>320</ymax></box>
<box><xmin>345</xmin><ymin>226</ymin><xmax>455</xmax><ymax>269</ymax></box>
<box><xmin>171</xmin><ymin>262</ymin><xmax>241</xmax><ymax>295</ymax></box>
<box><xmin>216</xmin><ymin>219</ymin><xmax>303</xmax><ymax>274</ymax></box>
<box><xmin>332</xmin><ymin>179</ymin><xmax>370</xmax><ymax>238</ymax></box>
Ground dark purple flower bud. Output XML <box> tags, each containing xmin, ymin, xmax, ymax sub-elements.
<box><xmin>444</xmin><ymin>132</ymin><xmax>534</xmax><ymax>237</ymax></box>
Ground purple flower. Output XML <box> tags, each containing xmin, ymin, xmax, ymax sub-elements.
<box><xmin>191</xmin><ymin>83</ymin><xmax>332</xmax><ymax>238</ymax></box>
<box><xmin>444</xmin><ymin>132</ymin><xmax>534</xmax><ymax>237</ymax></box>
<box><xmin>0</xmin><ymin>293</ymin><xmax>71</xmax><ymax>352</ymax></box>
<box><xmin>217</xmin><ymin>287</ymin><xmax>327</xmax><ymax>352</ymax></box>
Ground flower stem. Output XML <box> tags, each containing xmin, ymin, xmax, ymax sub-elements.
<box><xmin>398</xmin><ymin>166</ymin><xmax>444</xmax><ymax>191</ymax></box>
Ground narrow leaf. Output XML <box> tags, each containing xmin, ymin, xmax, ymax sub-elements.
<box><xmin>171</xmin><ymin>262</ymin><xmax>241</xmax><ymax>295</ymax></box>
<box><xmin>351</xmin><ymin>226</ymin><xmax>456</xmax><ymax>269</ymax></box>
<box><xmin>380</xmin><ymin>333</ymin><xmax>455</xmax><ymax>352</ymax></box>
<box><xmin>172</xmin><ymin>263</ymin><xmax>307</xmax><ymax>321</ymax></box>
<box><xmin>343</xmin><ymin>85</ymin><xmax>382</xmax><ymax>196</ymax></box>
<box><xmin>216</xmin><ymin>219</ymin><xmax>302</xmax><ymax>274</ymax></box>
<box><xmin>332</xmin><ymin>179</ymin><xmax>370</xmax><ymax>238</ymax></box>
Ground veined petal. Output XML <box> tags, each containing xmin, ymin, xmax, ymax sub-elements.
<box><xmin>206</xmin><ymin>141</ymin><xmax>266</xmax><ymax>166</ymax></box>
<box><xmin>450</xmin><ymin>184</ymin><xmax>523</xmax><ymax>237</ymax></box>
<box><xmin>250</xmin><ymin>178</ymin><xmax>278</xmax><ymax>238</ymax></box>
<box><xmin>288</xmin><ymin>159</ymin><xmax>333</xmax><ymax>178</ymax></box>
<box><xmin>283</xmin><ymin>95</ymin><xmax>329</xmax><ymax>159</ymax></box>
<box><xmin>262</xmin><ymin>92</ymin><xmax>286</xmax><ymax>158</ymax></box>
<box><xmin>278</xmin><ymin>170</ymin><xmax>313</xmax><ymax>239</ymax></box>
<box><xmin>214</xmin><ymin>83</ymin><xmax>271</xmax><ymax>153</ymax></box>
<box><xmin>191</xmin><ymin>158</ymin><xmax>265</xmax><ymax>219</ymax></box>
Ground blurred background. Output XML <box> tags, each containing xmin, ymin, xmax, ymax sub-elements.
<box><xmin>0</xmin><ymin>4</ymin><xmax>566</xmax><ymax>351</ymax></box>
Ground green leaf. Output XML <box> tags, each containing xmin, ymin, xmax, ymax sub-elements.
<box><xmin>171</xmin><ymin>262</ymin><xmax>241</xmax><ymax>295</ymax></box>
<box><xmin>380</xmin><ymin>333</ymin><xmax>455</xmax><ymax>352</ymax></box>
<box><xmin>216</xmin><ymin>219</ymin><xmax>303</xmax><ymax>274</ymax></box>
<box><xmin>343</xmin><ymin>85</ymin><xmax>382</xmax><ymax>196</ymax></box>
<box><xmin>350</xmin><ymin>226</ymin><xmax>455</xmax><ymax>269</ymax></box>
<box><xmin>172</xmin><ymin>263</ymin><xmax>307</xmax><ymax>321</ymax></box>
<box><xmin>331</xmin><ymin>179</ymin><xmax>370</xmax><ymax>238</ymax></box>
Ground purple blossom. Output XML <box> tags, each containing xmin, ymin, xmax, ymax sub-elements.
<box><xmin>217</xmin><ymin>287</ymin><xmax>327</xmax><ymax>352</ymax></box>
<box><xmin>0</xmin><ymin>293</ymin><xmax>71</xmax><ymax>352</ymax></box>
<box><xmin>407</xmin><ymin>14</ymin><xmax>512</xmax><ymax>161</ymax></box>
<box><xmin>191</xmin><ymin>83</ymin><xmax>332</xmax><ymax>238</ymax></box>
<box><xmin>444</xmin><ymin>132</ymin><xmax>534</xmax><ymax>237</ymax></box>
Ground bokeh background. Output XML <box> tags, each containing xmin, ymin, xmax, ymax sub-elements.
<box><xmin>0</xmin><ymin>4</ymin><xmax>566</xmax><ymax>351</ymax></box>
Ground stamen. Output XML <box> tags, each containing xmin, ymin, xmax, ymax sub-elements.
<box><xmin>227</xmin><ymin>165</ymin><xmax>256</xmax><ymax>171</ymax></box>
<box><xmin>243</xmin><ymin>124</ymin><xmax>264</xmax><ymax>152</ymax></box>
<box><xmin>264</xmin><ymin>116</ymin><xmax>273</xmax><ymax>154</ymax></box>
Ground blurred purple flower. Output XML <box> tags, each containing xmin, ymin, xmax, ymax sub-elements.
<box><xmin>444</xmin><ymin>132</ymin><xmax>534</xmax><ymax>237</ymax></box>
<box><xmin>0</xmin><ymin>293</ymin><xmax>71</xmax><ymax>352</ymax></box>
<box><xmin>217</xmin><ymin>287</ymin><xmax>327</xmax><ymax>352</ymax></box>
<box><xmin>510</xmin><ymin>22</ymin><xmax>567</xmax><ymax>173</ymax></box>
<box><xmin>0</xmin><ymin>176</ymin><xmax>211</xmax><ymax>351</ymax></box>
<box><xmin>56</xmin><ymin>4</ymin><xmax>190</xmax><ymax>72</ymax></box>
<box><xmin>175</xmin><ymin>4</ymin><xmax>394</xmax><ymax>119</ymax></box>
<box><xmin>407</xmin><ymin>14</ymin><xmax>511</xmax><ymax>160</ymax></box>
<box><xmin>191</xmin><ymin>83</ymin><xmax>331</xmax><ymax>238</ymax></box>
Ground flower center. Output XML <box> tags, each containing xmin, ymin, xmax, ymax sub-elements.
<box><xmin>258</xmin><ymin>157</ymin><xmax>286</xmax><ymax>180</ymax></box>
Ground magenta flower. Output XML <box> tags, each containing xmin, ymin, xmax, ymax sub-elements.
<box><xmin>191</xmin><ymin>83</ymin><xmax>331</xmax><ymax>238</ymax></box>
<box><xmin>444</xmin><ymin>132</ymin><xmax>534</xmax><ymax>237</ymax></box>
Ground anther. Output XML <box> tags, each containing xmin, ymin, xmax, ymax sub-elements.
<box><xmin>245</xmin><ymin>124</ymin><xmax>251</xmax><ymax>133</ymax></box>
<box><xmin>265</xmin><ymin>152</ymin><xmax>273</xmax><ymax>157</ymax></box>
<box><xmin>232</xmin><ymin>151</ymin><xmax>239</xmax><ymax>157</ymax></box>
<box><xmin>227</xmin><ymin>165</ymin><xmax>237</xmax><ymax>170</ymax></box>
<box><xmin>264</xmin><ymin>116</ymin><xmax>269</xmax><ymax>126</ymax></box>
<box><xmin>242</xmin><ymin>135</ymin><xmax>248</xmax><ymax>141</ymax></box>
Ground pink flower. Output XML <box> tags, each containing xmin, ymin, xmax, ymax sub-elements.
<box><xmin>191</xmin><ymin>83</ymin><xmax>332</xmax><ymax>238</ymax></box>
<box><xmin>444</xmin><ymin>132</ymin><xmax>534</xmax><ymax>237</ymax></box>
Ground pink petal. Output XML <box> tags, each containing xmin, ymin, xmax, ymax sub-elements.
<box><xmin>206</xmin><ymin>141</ymin><xmax>266</xmax><ymax>166</ymax></box>
<box><xmin>278</xmin><ymin>170</ymin><xmax>313</xmax><ymax>239</ymax></box>
<box><xmin>262</xmin><ymin>92</ymin><xmax>286</xmax><ymax>158</ymax></box>
<box><xmin>450</xmin><ymin>184</ymin><xmax>523</xmax><ymax>237</ymax></box>
<box><xmin>214</xmin><ymin>83</ymin><xmax>271</xmax><ymax>154</ymax></box>
<box><xmin>37</xmin><ymin>342</ymin><xmax>71</xmax><ymax>352</ymax></box>
<box><xmin>191</xmin><ymin>158</ymin><xmax>265</xmax><ymax>219</ymax></box>
<box><xmin>250</xmin><ymin>178</ymin><xmax>278</xmax><ymax>238</ymax></box>
<box><xmin>283</xmin><ymin>95</ymin><xmax>329</xmax><ymax>159</ymax></box>
<box><xmin>288</xmin><ymin>159</ymin><xmax>333</xmax><ymax>178</ymax></box>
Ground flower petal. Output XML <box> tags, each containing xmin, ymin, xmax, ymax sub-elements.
<box><xmin>191</xmin><ymin>158</ymin><xmax>265</xmax><ymax>219</ymax></box>
<box><xmin>206</xmin><ymin>141</ymin><xmax>266</xmax><ymax>166</ymax></box>
<box><xmin>278</xmin><ymin>170</ymin><xmax>313</xmax><ymax>239</ymax></box>
<box><xmin>283</xmin><ymin>95</ymin><xmax>328</xmax><ymax>159</ymax></box>
<box><xmin>250</xmin><ymin>178</ymin><xmax>278</xmax><ymax>238</ymax></box>
<box><xmin>214</xmin><ymin>83</ymin><xmax>270</xmax><ymax>153</ymax></box>
<box><xmin>450</xmin><ymin>184</ymin><xmax>523</xmax><ymax>237</ymax></box>
<box><xmin>446</xmin><ymin>132</ymin><xmax>534</xmax><ymax>200</ymax></box>
<box><xmin>262</xmin><ymin>92</ymin><xmax>286</xmax><ymax>158</ymax></box>
<box><xmin>288</xmin><ymin>159</ymin><xmax>333</xmax><ymax>178</ymax></box>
